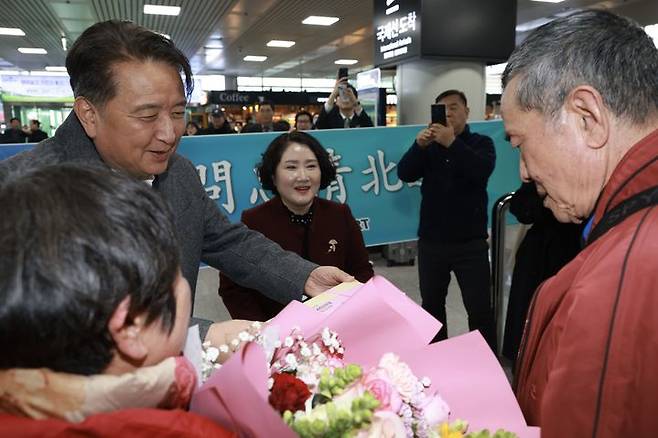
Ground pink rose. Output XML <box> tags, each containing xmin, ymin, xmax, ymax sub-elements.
<box><xmin>325</xmin><ymin>356</ymin><xmax>345</xmax><ymax>370</ymax></box>
<box><xmin>418</xmin><ymin>393</ymin><xmax>450</xmax><ymax>426</ymax></box>
<box><xmin>377</xmin><ymin>353</ymin><xmax>419</xmax><ymax>402</ymax></box>
<box><xmin>362</xmin><ymin>369</ymin><xmax>403</xmax><ymax>413</ymax></box>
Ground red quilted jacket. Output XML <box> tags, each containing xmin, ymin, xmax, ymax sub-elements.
<box><xmin>515</xmin><ymin>129</ymin><xmax>658</xmax><ymax>437</ymax></box>
<box><xmin>0</xmin><ymin>408</ymin><xmax>236</xmax><ymax>437</ymax></box>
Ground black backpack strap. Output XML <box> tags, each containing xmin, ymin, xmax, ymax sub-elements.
<box><xmin>586</xmin><ymin>185</ymin><xmax>658</xmax><ymax>246</ymax></box>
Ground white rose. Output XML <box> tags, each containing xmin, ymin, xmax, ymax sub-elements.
<box><xmin>357</xmin><ymin>411</ymin><xmax>406</xmax><ymax>438</ymax></box>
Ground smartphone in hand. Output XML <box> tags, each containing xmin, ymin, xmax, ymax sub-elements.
<box><xmin>337</xmin><ymin>67</ymin><xmax>348</xmax><ymax>79</ymax></box>
<box><xmin>431</xmin><ymin>104</ymin><xmax>447</xmax><ymax>126</ymax></box>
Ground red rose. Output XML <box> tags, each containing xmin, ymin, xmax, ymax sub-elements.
<box><xmin>268</xmin><ymin>372</ymin><xmax>311</xmax><ymax>414</ymax></box>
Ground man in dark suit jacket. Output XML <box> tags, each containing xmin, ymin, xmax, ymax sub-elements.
<box><xmin>241</xmin><ymin>101</ymin><xmax>289</xmax><ymax>133</ymax></box>
<box><xmin>200</xmin><ymin>109</ymin><xmax>234</xmax><ymax>135</ymax></box>
<box><xmin>1</xmin><ymin>118</ymin><xmax>27</xmax><ymax>144</ymax></box>
<box><xmin>27</xmin><ymin>120</ymin><xmax>48</xmax><ymax>143</ymax></box>
<box><xmin>316</xmin><ymin>78</ymin><xmax>374</xmax><ymax>129</ymax></box>
<box><xmin>0</xmin><ymin>21</ymin><xmax>352</xmax><ymax>313</ymax></box>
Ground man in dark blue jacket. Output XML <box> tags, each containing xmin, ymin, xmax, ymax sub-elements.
<box><xmin>398</xmin><ymin>89</ymin><xmax>497</xmax><ymax>351</ymax></box>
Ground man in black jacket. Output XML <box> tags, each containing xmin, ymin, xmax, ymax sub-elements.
<box><xmin>201</xmin><ymin>109</ymin><xmax>234</xmax><ymax>135</ymax></box>
<box><xmin>1</xmin><ymin>118</ymin><xmax>27</xmax><ymax>144</ymax></box>
<box><xmin>316</xmin><ymin>78</ymin><xmax>373</xmax><ymax>129</ymax></box>
<box><xmin>241</xmin><ymin>101</ymin><xmax>288</xmax><ymax>133</ymax></box>
<box><xmin>397</xmin><ymin>89</ymin><xmax>497</xmax><ymax>351</ymax></box>
<box><xmin>27</xmin><ymin>120</ymin><xmax>48</xmax><ymax>142</ymax></box>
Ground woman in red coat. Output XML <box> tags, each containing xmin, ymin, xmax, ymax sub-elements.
<box><xmin>219</xmin><ymin>131</ymin><xmax>374</xmax><ymax>320</ymax></box>
<box><xmin>0</xmin><ymin>166</ymin><xmax>235</xmax><ymax>438</ymax></box>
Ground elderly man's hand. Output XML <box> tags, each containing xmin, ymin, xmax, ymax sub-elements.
<box><xmin>204</xmin><ymin>319</ymin><xmax>257</xmax><ymax>363</ymax></box>
<box><xmin>304</xmin><ymin>266</ymin><xmax>354</xmax><ymax>297</ymax></box>
<box><xmin>429</xmin><ymin>122</ymin><xmax>456</xmax><ymax>148</ymax></box>
<box><xmin>416</xmin><ymin>128</ymin><xmax>434</xmax><ymax>148</ymax></box>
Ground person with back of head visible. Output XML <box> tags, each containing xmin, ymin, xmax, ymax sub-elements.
<box><xmin>397</xmin><ymin>89</ymin><xmax>497</xmax><ymax>352</ymax></box>
<box><xmin>0</xmin><ymin>165</ymin><xmax>237</xmax><ymax>437</ymax></box>
<box><xmin>0</xmin><ymin>20</ymin><xmax>353</xmax><ymax>320</ymax></box>
<box><xmin>316</xmin><ymin>78</ymin><xmax>374</xmax><ymax>129</ymax></box>
<box><xmin>500</xmin><ymin>9</ymin><xmax>658</xmax><ymax>437</ymax></box>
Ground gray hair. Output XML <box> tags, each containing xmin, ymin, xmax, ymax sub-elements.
<box><xmin>502</xmin><ymin>9</ymin><xmax>658</xmax><ymax>125</ymax></box>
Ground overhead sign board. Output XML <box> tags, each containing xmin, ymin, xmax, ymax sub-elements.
<box><xmin>207</xmin><ymin>90</ymin><xmax>329</xmax><ymax>106</ymax></box>
<box><xmin>373</xmin><ymin>0</ymin><xmax>421</xmax><ymax>67</ymax></box>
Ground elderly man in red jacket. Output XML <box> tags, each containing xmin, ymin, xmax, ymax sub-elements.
<box><xmin>500</xmin><ymin>9</ymin><xmax>658</xmax><ymax>438</ymax></box>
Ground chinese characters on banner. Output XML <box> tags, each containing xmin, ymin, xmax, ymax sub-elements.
<box><xmin>1</xmin><ymin>122</ymin><xmax>518</xmax><ymax>246</ymax></box>
<box><xmin>196</xmin><ymin>148</ymin><xmax>420</xmax><ymax>214</ymax></box>
<box><xmin>176</xmin><ymin>121</ymin><xmax>518</xmax><ymax>246</ymax></box>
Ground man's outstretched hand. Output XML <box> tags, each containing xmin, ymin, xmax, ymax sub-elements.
<box><xmin>304</xmin><ymin>266</ymin><xmax>354</xmax><ymax>297</ymax></box>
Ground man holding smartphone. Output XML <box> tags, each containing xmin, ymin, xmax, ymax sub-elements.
<box><xmin>397</xmin><ymin>89</ymin><xmax>497</xmax><ymax>352</ymax></box>
<box><xmin>315</xmin><ymin>73</ymin><xmax>374</xmax><ymax>130</ymax></box>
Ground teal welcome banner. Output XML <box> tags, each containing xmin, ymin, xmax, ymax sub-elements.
<box><xmin>0</xmin><ymin>121</ymin><xmax>520</xmax><ymax>246</ymax></box>
<box><xmin>179</xmin><ymin>120</ymin><xmax>519</xmax><ymax>246</ymax></box>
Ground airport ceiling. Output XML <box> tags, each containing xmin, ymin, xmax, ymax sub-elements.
<box><xmin>0</xmin><ymin>0</ymin><xmax>655</xmax><ymax>78</ymax></box>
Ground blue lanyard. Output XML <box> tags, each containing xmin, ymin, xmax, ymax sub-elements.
<box><xmin>582</xmin><ymin>215</ymin><xmax>595</xmax><ymax>242</ymax></box>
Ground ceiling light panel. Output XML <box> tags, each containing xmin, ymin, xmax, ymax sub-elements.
<box><xmin>243</xmin><ymin>55</ymin><xmax>267</xmax><ymax>62</ymax></box>
<box><xmin>267</xmin><ymin>40</ymin><xmax>296</xmax><ymax>48</ymax></box>
<box><xmin>143</xmin><ymin>5</ymin><xmax>181</xmax><ymax>16</ymax></box>
<box><xmin>18</xmin><ymin>48</ymin><xmax>47</xmax><ymax>54</ymax></box>
<box><xmin>302</xmin><ymin>16</ymin><xmax>340</xmax><ymax>26</ymax></box>
<box><xmin>0</xmin><ymin>27</ymin><xmax>25</xmax><ymax>36</ymax></box>
<box><xmin>45</xmin><ymin>66</ymin><xmax>67</xmax><ymax>72</ymax></box>
<box><xmin>334</xmin><ymin>59</ymin><xmax>358</xmax><ymax>65</ymax></box>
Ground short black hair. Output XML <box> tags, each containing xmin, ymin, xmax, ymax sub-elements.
<box><xmin>66</xmin><ymin>20</ymin><xmax>193</xmax><ymax>107</ymax></box>
<box><xmin>30</xmin><ymin>119</ymin><xmax>40</xmax><ymax>127</ymax></box>
<box><xmin>186</xmin><ymin>121</ymin><xmax>200</xmax><ymax>131</ymax></box>
<box><xmin>435</xmin><ymin>90</ymin><xmax>467</xmax><ymax>106</ymax></box>
<box><xmin>211</xmin><ymin>109</ymin><xmax>225</xmax><ymax>119</ymax></box>
<box><xmin>9</xmin><ymin>117</ymin><xmax>19</xmax><ymax>123</ymax></box>
<box><xmin>295</xmin><ymin>111</ymin><xmax>313</xmax><ymax>126</ymax></box>
<box><xmin>259</xmin><ymin>100</ymin><xmax>275</xmax><ymax>111</ymax></box>
<box><xmin>274</xmin><ymin>119</ymin><xmax>291</xmax><ymax>131</ymax></box>
<box><xmin>0</xmin><ymin>164</ymin><xmax>180</xmax><ymax>375</ymax></box>
<box><xmin>257</xmin><ymin>131</ymin><xmax>336</xmax><ymax>195</ymax></box>
<box><xmin>502</xmin><ymin>10</ymin><xmax>658</xmax><ymax>125</ymax></box>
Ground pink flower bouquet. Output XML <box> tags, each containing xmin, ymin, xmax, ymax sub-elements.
<box><xmin>190</xmin><ymin>276</ymin><xmax>539</xmax><ymax>438</ymax></box>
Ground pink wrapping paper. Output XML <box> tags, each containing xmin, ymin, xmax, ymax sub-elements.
<box><xmin>191</xmin><ymin>276</ymin><xmax>539</xmax><ymax>437</ymax></box>
<box><xmin>271</xmin><ymin>276</ymin><xmax>442</xmax><ymax>367</ymax></box>
<box><xmin>400</xmin><ymin>331</ymin><xmax>540</xmax><ymax>438</ymax></box>
<box><xmin>190</xmin><ymin>342</ymin><xmax>297</xmax><ymax>438</ymax></box>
